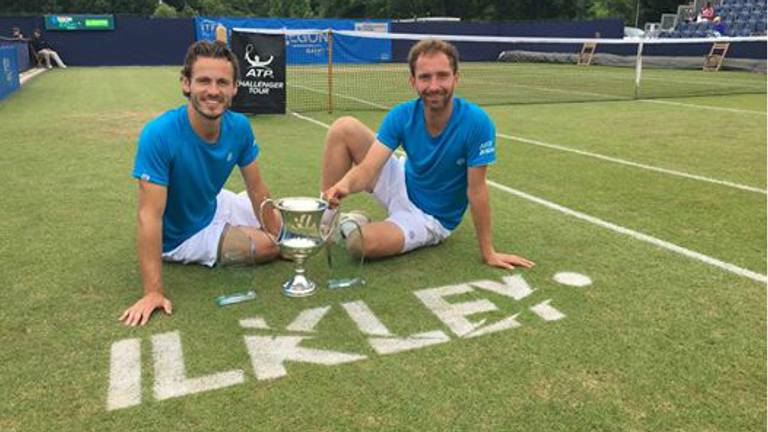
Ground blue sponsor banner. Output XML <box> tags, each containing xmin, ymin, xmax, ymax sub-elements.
<box><xmin>0</xmin><ymin>45</ymin><xmax>20</xmax><ymax>101</ymax></box>
<box><xmin>196</xmin><ymin>17</ymin><xmax>390</xmax><ymax>64</ymax></box>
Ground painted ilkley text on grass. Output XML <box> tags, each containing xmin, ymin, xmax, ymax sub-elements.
<box><xmin>107</xmin><ymin>273</ymin><xmax>588</xmax><ymax>411</ymax></box>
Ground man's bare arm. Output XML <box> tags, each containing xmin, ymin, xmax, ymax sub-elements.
<box><xmin>119</xmin><ymin>180</ymin><xmax>172</xmax><ymax>326</ymax></box>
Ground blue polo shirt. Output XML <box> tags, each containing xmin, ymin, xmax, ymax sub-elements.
<box><xmin>132</xmin><ymin>106</ymin><xmax>259</xmax><ymax>252</ymax></box>
<box><xmin>376</xmin><ymin>97</ymin><xmax>496</xmax><ymax>230</ymax></box>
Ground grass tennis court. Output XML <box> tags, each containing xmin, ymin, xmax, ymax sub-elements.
<box><xmin>0</xmin><ymin>65</ymin><xmax>765</xmax><ymax>431</ymax></box>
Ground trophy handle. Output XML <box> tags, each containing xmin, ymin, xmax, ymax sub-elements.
<box><xmin>259</xmin><ymin>198</ymin><xmax>281</xmax><ymax>245</ymax></box>
<box><xmin>326</xmin><ymin>216</ymin><xmax>366</xmax><ymax>290</ymax></box>
<box><xmin>321</xmin><ymin>208</ymin><xmax>341</xmax><ymax>243</ymax></box>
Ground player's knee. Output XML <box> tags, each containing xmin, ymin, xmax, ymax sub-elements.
<box><xmin>328</xmin><ymin>116</ymin><xmax>364</xmax><ymax>144</ymax></box>
<box><xmin>330</xmin><ymin>116</ymin><xmax>361</xmax><ymax>134</ymax></box>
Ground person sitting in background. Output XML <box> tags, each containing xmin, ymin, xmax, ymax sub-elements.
<box><xmin>683</xmin><ymin>3</ymin><xmax>696</xmax><ymax>23</ymax></box>
<box><xmin>710</xmin><ymin>16</ymin><xmax>727</xmax><ymax>36</ymax></box>
<box><xmin>30</xmin><ymin>29</ymin><xmax>66</xmax><ymax>69</ymax></box>
<box><xmin>697</xmin><ymin>2</ymin><xmax>716</xmax><ymax>22</ymax></box>
<box><xmin>11</xmin><ymin>26</ymin><xmax>24</xmax><ymax>39</ymax></box>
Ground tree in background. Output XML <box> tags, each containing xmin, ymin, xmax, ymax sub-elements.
<box><xmin>0</xmin><ymin>0</ymin><xmax>157</xmax><ymax>15</ymax></box>
<box><xmin>590</xmin><ymin>0</ymin><xmax>684</xmax><ymax>26</ymax></box>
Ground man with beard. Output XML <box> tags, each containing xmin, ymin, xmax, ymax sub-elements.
<box><xmin>322</xmin><ymin>39</ymin><xmax>534</xmax><ymax>270</ymax></box>
<box><xmin>121</xmin><ymin>41</ymin><xmax>280</xmax><ymax>326</ymax></box>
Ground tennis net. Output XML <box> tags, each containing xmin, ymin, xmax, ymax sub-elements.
<box><xmin>237</xmin><ymin>29</ymin><xmax>767</xmax><ymax>112</ymax></box>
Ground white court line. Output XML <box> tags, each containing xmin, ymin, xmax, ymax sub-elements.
<box><xmin>496</xmin><ymin>133</ymin><xmax>767</xmax><ymax>194</ymax></box>
<box><xmin>487</xmin><ymin>181</ymin><xmax>766</xmax><ymax>283</ymax></box>
<box><xmin>292</xmin><ymin>111</ymin><xmax>766</xmax><ymax>284</ymax></box>
<box><xmin>19</xmin><ymin>67</ymin><xmax>46</xmax><ymax>85</ymax></box>
<box><xmin>639</xmin><ymin>98</ymin><xmax>767</xmax><ymax>115</ymax></box>
<box><xmin>289</xmin><ymin>82</ymin><xmax>390</xmax><ymax>110</ymax></box>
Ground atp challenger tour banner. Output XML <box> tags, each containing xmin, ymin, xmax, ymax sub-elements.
<box><xmin>230</xmin><ymin>30</ymin><xmax>286</xmax><ymax>115</ymax></box>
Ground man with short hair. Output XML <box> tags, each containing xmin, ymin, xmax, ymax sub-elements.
<box><xmin>30</xmin><ymin>28</ymin><xmax>66</xmax><ymax>69</ymax></box>
<box><xmin>322</xmin><ymin>38</ymin><xmax>533</xmax><ymax>270</ymax></box>
<box><xmin>120</xmin><ymin>40</ymin><xmax>280</xmax><ymax>326</ymax></box>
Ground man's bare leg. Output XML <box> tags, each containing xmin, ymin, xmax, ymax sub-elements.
<box><xmin>351</xmin><ymin>221</ymin><xmax>405</xmax><ymax>258</ymax></box>
<box><xmin>321</xmin><ymin>117</ymin><xmax>407</xmax><ymax>257</ymax></box>
<box><xmin>321</xmin><ymin>116</ymin><xmax>378</xmax><ymax>190</ymax></box>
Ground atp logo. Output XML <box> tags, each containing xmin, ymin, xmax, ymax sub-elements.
<box><xmin>244</xmin><ymin>44</ymin><xmax>274</xmax><ymax>79</ymax></box>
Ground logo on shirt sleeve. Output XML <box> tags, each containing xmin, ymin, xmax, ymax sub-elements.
<box><xmin>140</xmin><ymin>173</ymin><xmax>151</xmax><ymax>182</ymax></box>
<box><xmin>478</xmin><ymin>140</ymin><xmax>495</xmax><ymax>156</ymax></box>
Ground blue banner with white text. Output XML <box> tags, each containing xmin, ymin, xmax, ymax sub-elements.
<box><xmin>195</xmin><ymin>17</ymin><xmax>390</xmax><ymax>64</ymax></box>
<box><xmin>0</xmin><ymin>45</ymin><xmax>20</xmax><ymax>101</ymax></box>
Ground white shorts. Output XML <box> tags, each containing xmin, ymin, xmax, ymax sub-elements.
<box><xmin>371</xmin><ymin>156</ymin><xmax>452</xmax><ymax>253</ymax></box>
<box><xmin>162</xmin><ymin>189</ymin><xmax>261</xmax><ymax>267</ymax></box>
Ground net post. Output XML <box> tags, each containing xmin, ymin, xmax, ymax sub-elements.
<box><xmin>633</xmin><ymin>39</ymin><xmax>644</xmax><ymax>99</ymax></box>
<box><xmin>327</xmin><ymin>29</ymin><xmax>333</xmax><ymax>113</ymax></box>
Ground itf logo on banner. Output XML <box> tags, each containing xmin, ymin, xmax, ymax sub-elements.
<box><xmin>231</xmin><ymin>31</ymin><xmax>286</xmax><ymax>115</ymax></box>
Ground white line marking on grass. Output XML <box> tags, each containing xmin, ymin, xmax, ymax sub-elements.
<box><xmin>291</xmin><ymin>110</ymin><xmax>334</xmax><ymax>128</ymax></box>
<box><xmin>107</xmin><ymin>338</ymin><xmax>141</xmax><ymax>411</ymax></box>
<box><xmin>341</xmin><ymin>300</ymin><xmax>452</xmax><ymax>354</ymax></box>
<box><xmin>367</xmin><ymin>331</ymin><xmax>451</xmax><ymax>354</ymax></box>
<box><xmin>239</xmin><ymin>316</ymin><xmax>270</xmax><ymax>329</ymax></box>
<box><xmin>414</xmin><ymin>283</ymin><xmax>498</xmax><ymax>337</ymax></box>
<box><xmin>152</xmin><ymin>331</ymin><xmax>244</xmax><ymax>401</ymax></box>
<box><xmin>19</xmin><ymin>68</ymin><xmax>46</xmax><ymax>85</ymax></box>
<box><xmin>289</xmin><ymin>83</ymin><xmax>391</xmax><ymax>110</ymax></box>
<box><xmin>530</xmin><ymin>300</ymin><xmax>566</xmax><ymax>321</ymax></box>
<box><xmin>488</xmin><ymin>180</ymin><xmax>767</xmax><ymax>283</ymax></box>
<box><xmin>640</xmin><ymin>99</ymin><xmax>767</xmax><ymax>115</ymax></box>
<box><xmin>553</xmin><ymin>272</ymin><xmax>593</xmax><ymax>287</ymax></box>
<box><xmin>341</xmin><ymin>301</ymin><xmax>393</xmax><ymax>336</ymax></box>
<box><xmin>286</xmin><ymin>306</ymin><xmax>332</xmax><ymax>333</ymax></box>
<box><xmin>243</xmin><ymin>336</ymin><xmax>366</xmax><ymax>380</ymax></box>
<box><xmin>469</xmin><ymin>275</ymin><xmax>536</xmax><ymax>300</ymax></box>
<box><xmin>293</xmin><ymin>111</ymin><xmax>767</xmax><ymax>284</ymax></box>
<box><xmin>497</xmin><ymin>133</ymin><xmax>767</xmax><ymax>194</ymax></box>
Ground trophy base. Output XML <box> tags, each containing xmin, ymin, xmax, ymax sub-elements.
<box><xmin>328</xmin><ymin>277</ymin><xmax>365</xmax><ymax>290</ymax></box>
<box><xmin>282</xmin><ymin>274</ymin><xmax>317</xmax><ymax>297</ymax></box>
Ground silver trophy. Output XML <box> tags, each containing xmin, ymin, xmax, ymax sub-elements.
<box><xmin>260</xmin><ymin>197</ymin><xmax>335</xmax><ymax>297</ymax></box>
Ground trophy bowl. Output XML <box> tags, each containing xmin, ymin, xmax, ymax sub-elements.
<box><xmin>260</xmin><ymin>197</ymin><xmax>333</xmax><ymax>297</ymax></box>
